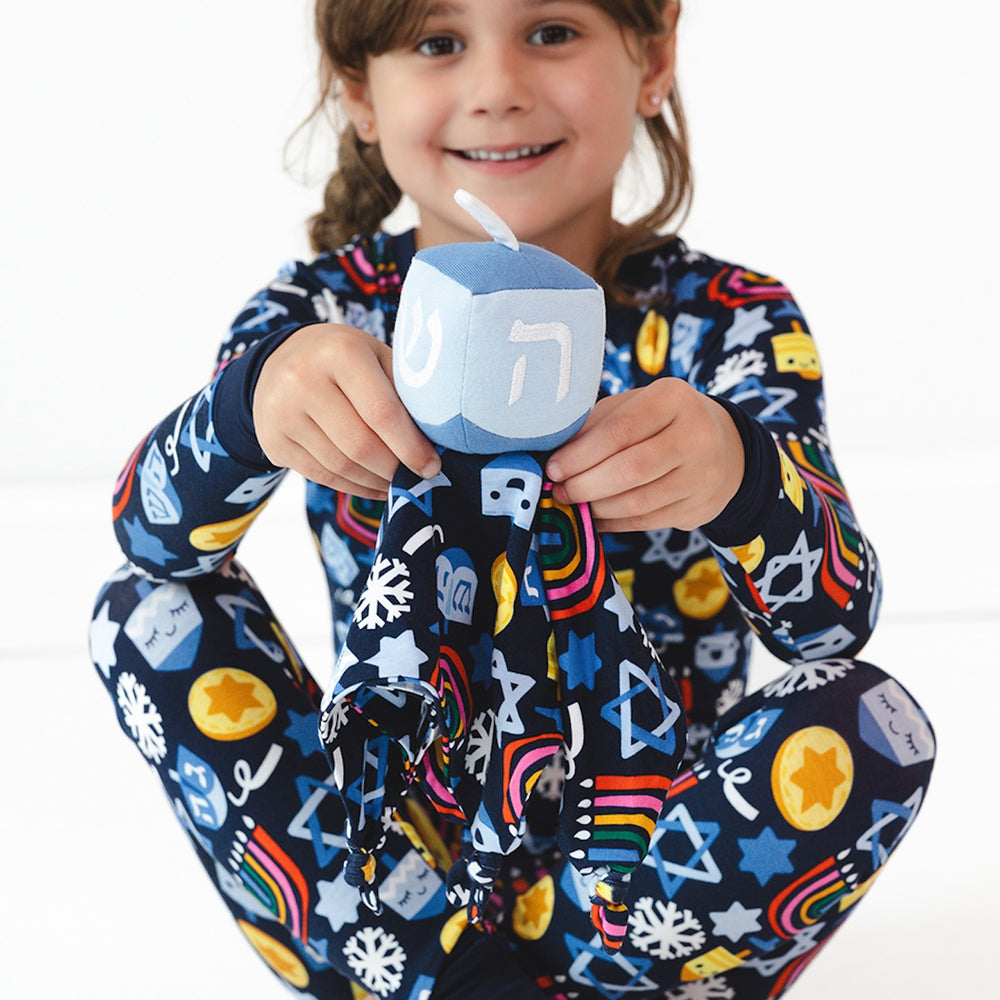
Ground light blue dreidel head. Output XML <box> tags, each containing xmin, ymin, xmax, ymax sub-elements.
<box><xmin>392</xmin><ymin>189</ymin><xmax>606</xmax><ymax>454</ymax></box>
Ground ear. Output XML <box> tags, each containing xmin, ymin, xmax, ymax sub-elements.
<box><xmin>636</xmin><ymin>6</ymin><xmax>679</xmax><ymax>118</ymax></box>
<box><xmin>339</xmin><ymin>73</ymin><xmax>380</xmax><ymax>143</ymax></box>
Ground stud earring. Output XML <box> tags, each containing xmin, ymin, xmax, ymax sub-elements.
<box><xmin>650</xmin><ymin>93</ymin><xmax>662</xmax><ymax>108</ymax></box>
<box><xmin>357</xmin><ymin>120</ymin><xmax>372</xmax><ymax>133</ymax></box>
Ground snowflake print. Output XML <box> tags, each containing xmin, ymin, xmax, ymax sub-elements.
<box><xmin>311</xmin><ymin>286</ymin><xmax>347</xmax><ymax>325</ymax></box>
<box><xmin>706</xmin><ymin>349</ymin><xmax>767</xmax><ymax>395</ymax></box>
<box><xmin>354</xmin><ymin>554</ymin><xmax>414</xmax><ymax>630</ymax></box>
<box><xmin>464</xmin><ymin>711</ymin><xmax>495</xmax><ymax>783</ymax></box>
<box><xmin>663</xmin><ymin>975</ymin><xmax>735</xmax><ymax>999</ymax></box>
<box><xmin>715</xmin><ymin>677</ymin><xmax>746</xmax><ymax>717</ymax></box>
<box><xmin>763</xmin><ymin>659</ymin><xmax>854</xmax><ymax>698</ymax></box>
<box><xmin>319</xmin><ymin>697</ymin><xmax>352</xmax><ymax>744</ymax></box>
<box><xmin>343</xmin><ymin>926</ymin><xmax>407</xmax><ymax>996</ymax></box>
<box><xmin>628</xmin><ymin>897</ymin><xmax>705</xmax><ymax>960</ymax></box>
<box><xmin>116</xmin><ymin>671</ymin><xmax>166</xmax><ymax>764</ymax></box>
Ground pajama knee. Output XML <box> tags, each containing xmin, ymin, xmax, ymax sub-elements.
<box><xmin>710</xmin><ymin>657</ymin><xmax>936</xmax><ymax>877</ymax></box>
<box><xmin>89</xmin><ymin>565</ymin><xmax>468</xmax><ymax>999</ymax></box>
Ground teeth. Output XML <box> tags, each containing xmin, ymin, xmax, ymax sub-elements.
<box><xmin>464</xmin><ymin>144</ymin><xmax>548</xmax><ymax>161</ymax></box>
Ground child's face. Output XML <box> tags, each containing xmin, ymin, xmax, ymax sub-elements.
<box><xmin>343</xmin><ymin>0</ymin><xmax>674</xmax><ymax>274</ymax></box>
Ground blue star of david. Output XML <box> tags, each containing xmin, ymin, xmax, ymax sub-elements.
<box><xmin>560</xmin><ymin>629</ymin><xmax>600</xmax><ymax>691</ymax></box>
<box><xmin>859</xmin><ymin>791</ymin><xmax>921</xmax><ymax>870</ymax></box>
<box><xmin>564</xmin><ymin>932</ymin><xmax>656</xmax><ymax>999</ymax></box>
<box><xmin>288</xmin><ymin>774</ymin><xmax>349</xmax><ymax>868</ymax></box>
<box><xmin>729</xmin><ymin>377</ymin><xmax>798</xmax><ymax>425</ymax></box>
<box><xmin>672</xmin><ymin>270</ymin><xmax>709</xmax><ymax>304</ymax></box>
<box><xmin>285</xmin><ymin>710</ymin><xmax>324</xmax><ymax>758</ymax></box>
<box><xmin>642</xmin><ymin>803</ymin><xmax>721</xmax><ymax>898</ymax></box>
<box><xmin>600</xmin><ymin>659</ymin><xmax>681</xmax><ymax>759</ymax></box>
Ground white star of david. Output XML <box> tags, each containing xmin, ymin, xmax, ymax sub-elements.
<box><xmin>756</xmin><ymin>530</ymin><xmax>823</xmax><ymax>612</ymax></box>
<box><xmin>492</xmin><ymin>648</ymin><xmax>535</xmax><ymax>736</ymax></box>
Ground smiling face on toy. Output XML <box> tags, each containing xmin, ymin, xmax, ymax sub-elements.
<box><xmin>393</xmin><ymin>190</ymin><xmax>606</xmax><ymax>454</ymax></box>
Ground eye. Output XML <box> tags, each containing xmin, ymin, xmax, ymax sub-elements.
<box><xmin>878</xmin><ymin>692</ymin><xmax>898</xmax><ymax>714</ymax></box>
<box><xmin>528</xmin><ymin>24</ymin><xmax>578</xmax><ymax>46</ymax></box>
<box><xmin>416</xmin><ymin>34</ymin><xmax>465</xmax><ymax>57</ymax></box>
<box><xmin>170</xmin><ymin>600</ymin><xmax>190</xmax><ymax>617</ymax></box>
<box><xmin>144</xmin><ymin>628</ymin><xmax>159</xmax><ymax>649</ymax></box>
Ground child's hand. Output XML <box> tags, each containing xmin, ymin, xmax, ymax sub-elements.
<box><xmin>545</xmin><ymin>379</ymin><xmax>744</xmax><ymax>534</ymax></box>
<box><xmin>253</xmin><ymin>323</ymin><xmax>441</xmax><ymax>499</ymax></box>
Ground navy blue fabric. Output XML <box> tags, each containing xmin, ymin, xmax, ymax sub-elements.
<box><xmin>91</xmin><ymin>230</ymin><xmax>936</xmax><ymax>999</ymax></box>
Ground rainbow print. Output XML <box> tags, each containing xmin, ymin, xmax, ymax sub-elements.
<box><xmin>584</xmin><ymin>773</ymin><xmax>674</xmax><ymax>870</ymax></box>
<box><xmin>768</xmin><ymin>856</ymin><xmax>851</xmax><ymax>939</ymax></box>
<box><xmin>538</xmin><ymin>494</ymin><xmax>605</xmax><ymax>619</ymax></box>
<box><xmin>231</xmin><ymin>819</ymin><xmax>310</xmax><ymax>945</ymax></box>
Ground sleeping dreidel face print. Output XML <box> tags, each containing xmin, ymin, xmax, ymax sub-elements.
<box><xmin>481</xmin><ymin>454</ymin><xmax>544</xmax><ymax>531</ymax></box>
<box><xmin>123</xmin><ymin>581</ymin><xmax>203</xmax><ymax>671</ymax></box>
<box><xmin>436</xmin><ymin>547</ymin><xmax>478</xmax><ymax>627</ymax></box>
<box><xmin>858</xmin><ymin>678</ymin><xmax>935</xmax><ymax>766</ymax></box>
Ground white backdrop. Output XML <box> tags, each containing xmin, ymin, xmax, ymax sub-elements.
<box><xmin>2</xmin><ymin>1</ymin><xmax>998</xmax><ymax>998</ymax></box>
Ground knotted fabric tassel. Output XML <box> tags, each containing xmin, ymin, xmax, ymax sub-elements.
<box><xmin>447</xmin><ymin>850</ymin><xmax>503</xmax><ymax>925</ymax></box>
<box><xmin>590</xmin><ymin>871</ymin><xmax>632</xmax><ymax>953</ymax></box>
<box><xmin>343</xmin><ymin>848</ymin><xmax>382</xmax><ymax>915</ymax></box>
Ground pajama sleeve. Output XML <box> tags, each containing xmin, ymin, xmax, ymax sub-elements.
<box><xmin>681</xmin><ymin>264</ymin><xmax>881</xmax><ymax>664</ymax></box>
<box><xmin>110</xmin><ymin>254</ymin><xmax>385</xmax><ymax>581</ymax></box>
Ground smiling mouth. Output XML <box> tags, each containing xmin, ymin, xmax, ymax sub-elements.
<box><xmin>454</xmin><ymin>142</ymin><xmax>560</xmax><ymax>162</ymax></box>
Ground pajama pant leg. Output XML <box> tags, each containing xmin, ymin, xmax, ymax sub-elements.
<box><xmin>506</xmin><ymin>659</ymin><xmax>936</xmax><ymax>999</ymax></box>
<box><xmin>89</xmin><ymin>560</ymin><xmax>468</xmax><ymax>1000</ymax></box>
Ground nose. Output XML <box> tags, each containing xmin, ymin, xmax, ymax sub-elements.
<box><xmin>464</xmin><ymin>43</ymin><xmax>534</xmax><ymax>117</ymax></box>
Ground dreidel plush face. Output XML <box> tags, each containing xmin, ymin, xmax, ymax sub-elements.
<box><xmin>393</xmin><ymin>190</ymin><xmax>606</xmax><ymax>454</ymax></box>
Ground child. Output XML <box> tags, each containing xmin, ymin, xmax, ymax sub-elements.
<box><xmin>90</xmin><ymin>2</ymin><xmax>935</xmax><ymax>998</ymax></box>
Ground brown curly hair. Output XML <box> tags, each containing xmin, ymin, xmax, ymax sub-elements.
<box><xmin>305</xmin><ymin>0</ymin><xmax>692</xmax><ymax>302</ymax></box>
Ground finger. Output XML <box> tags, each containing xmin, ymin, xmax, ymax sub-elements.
<box><xmin>545</xmin><ymin>394</ymin><xmax>633</xmax><ymax>480</ymax></box>
<box><xmin>306</xmin><ymin>385</ymin><xmax>408</xmax><ymax>484</ymax></box>
<box><xmin>592</xmin><ymin>493</ymin><xmax>699</xmax><ymax>534</ymax></box>
<box><xmin>343</xmin><ymin>348</ymin><xmax>442</xmax><ymax>479</ymax></box>
<box><xmin>275</xmin><ymin>423</ymin><xmax>392</xmax><ymax>497</ymax></box>
<box><xmin>547</xmin><ymin>390</ymin><xmax>673</xmax><ymax>482</ymax></box>
<box><xmin>554</xmin><ymin>429</ymin><xmax>681</xmax><ymax>507</ymax></box>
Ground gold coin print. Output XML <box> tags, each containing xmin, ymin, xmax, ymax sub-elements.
<box><xmin>636</xmin><ymin>309</ymin><xmax>669</xmax><ymax>374</ymax></box>
<box><xmin>731</xmin><ymin>536</ymin><xmax>765</xmax><ymax>573</ymax></box>
<box><xmin>491</xmin><ymin>553</ymin><xmax>518</xmax><ymax>633</ymax></box>
<box><xmin>613</xmin><ymin>568</ymin><xmax>636</xmax><ymax>602</ymax></box>
<box><xmin>546</xmin><ymin>632</ymin><xmax>560</xmax><ymax>682</ymax></box>
<box><xmin>771</xmin><ymin>726</ymin><xmax>853</xmax><ymax>831</ymax></box>
<box><xmin>777</xmin><ymin>448</ymin><xmax>805</xmax><ymax>512</ymax></box>
<box><xmin>189</xmin><ymin>502</ymin><xmax>269</xmax><ymax>551</ymax></box>
<box><xmin>237</xmin><ymin>920</ymin><xmax>309</xmax><ymax>988</ymax></box>
<box><xmin>513</xmin><ymin>874</ymin><xmax>555</xmax><ymax>940</ymax></box>
<box><xmin>440</xmin><ymin>908</ymin><xmax>471</xmax><ymax>954</ymax></box>
<box><xmin>188</xmin><ymin>667</ymin><xmax>277</xmax><ymax>741</ymax></box>
<box><xmin>672</xmin><ymin>557</ymin><xmax>730</xmax><ymax>620</ymax></box>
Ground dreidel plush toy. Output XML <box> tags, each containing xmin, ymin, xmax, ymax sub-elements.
<box><xmin>319</xmin><ymin>190</ymin><xmax>687</xmax><ymax>952</ymax></box>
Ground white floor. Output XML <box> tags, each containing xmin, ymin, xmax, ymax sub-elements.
<box><xmin>2</xmin><ymin>448</ymin><xmax>996</xmax><ymax>998</ymax></box>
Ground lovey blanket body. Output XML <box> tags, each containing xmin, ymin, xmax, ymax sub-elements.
<box><xmin>318</xmin><ymin>193</ymin><xmax>687</xmax><ymax>951</ymax></box>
